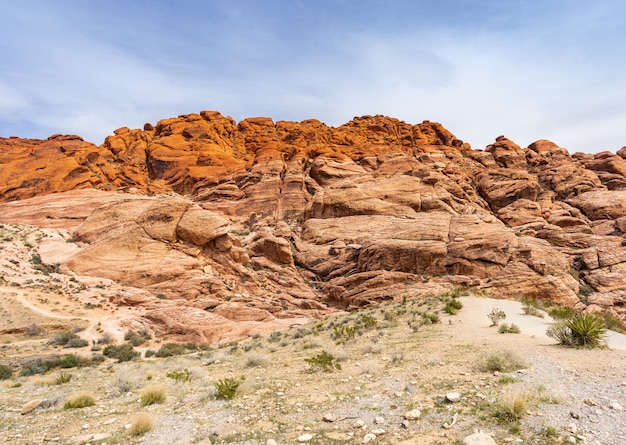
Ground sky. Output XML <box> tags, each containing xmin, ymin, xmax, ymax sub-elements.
<box><xmin>1</xmin><ymin>0</ymin><xmax>625</xmax><ymax>153</ymax></box>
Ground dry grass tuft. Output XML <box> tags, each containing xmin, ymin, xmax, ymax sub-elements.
<box><xmin>140</xmin><ymin>384</ymin><xmax>166</xmax><ymax>406</ymax></box>
<box><xmin>129</xmin><ymin>413</ymin><xmax>154</xmax><ymax>436</ymax></box>
<box><xmin>63</xmin><ymin>392</ymin><xmax>95</xmax><ymax>409</ymax></box>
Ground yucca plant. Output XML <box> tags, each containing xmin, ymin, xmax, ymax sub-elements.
<box><xmin>568</xmin><ymin>313</ymin><xmax>606</xmax><ymax>348</ymax></box>
<box><xmin>547</xmin><ymin>313</ymin><xmax>606</xmax><ymax>348</ymax></box>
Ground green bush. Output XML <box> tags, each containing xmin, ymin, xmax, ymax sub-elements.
<box><xmin>0</xmin><ymin>364</ymin><xmax>13</xmax><ymax>380</ymax></box>
<box><xmin>214</xmin><ymin>376</ymin><xmax>245</xmax><ymax>400</ymax></box>
<box><xmin>64</xmin><ymin>393</ymin><xmax>95</xmax><ymax>409</ymax></box>
<box><xmin>547</xmin><ymin>313</ymin><xmax>606</xmax><ymax>348</ymax></box>
<box><xmin>103</xmin><ymin>343</ymin><xmax>139</xmax><ymax>362</ymax></box>
<box><xmin>55</xmin><ymin>371</ymin><xmax>72</xmax><ymax>384</ymax></box>
<box><xmin>124</xmin><ymin>330</ymin><xmax>150</xmax><ymax>346</ymax></box>
<box><xmin>547</xmin><ymin>305</ymin><xmax>576</xmax><ymax>320</ymax></box>
<box><xmin>166</xmin><ymin>368</ymin><xmax>191</xmax><ymax>382</ymax></box>
<box><xmin>498</xmin><ymin>323</ymin><xmax>521</xmax><ymax>334</ymax></box>
<box><xmin>64</xmin><ymin>338</ymin><xmax>88</xmax><ymax>348</ymax></box>
<box><xmin>19</xmin><ymin>355</ymin><xmax>63</xmax><ymax>376</ymax></box>
<box><xmin>445</xmin><ymin>298</ymin><xmax>463</xmax><ymax>315</ymax></box>
<box><xmin>480</xmin><ymin>350</ymin><xmax>527</xmax><ymax>373</ymax></box>
<box><xmin>488</xmin><ymin>308</ymin><xmax>506</xmax><ymax>326</ymax></box>
<box><xmin>521</xmin><ymin>299</ymin><xmax>544</xmax><ymax>318</ymax></box>
<box><xmin>304</xmin><ymin>351</ymin><xmax>341</xmax><ymax>372</ymax></box>
<box><xmin>155</xmin><ymin>343</ymin><xmax>187</xmax><ymax>357</ymax></box>
<box><xmin>60</xmin><ymin>354</ymin><xmax>79</xmax><ymax>368</ymax></box>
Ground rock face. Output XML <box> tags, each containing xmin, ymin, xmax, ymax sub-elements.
<box><xmin>2</xmin><ymin>111</ymin><xmax>626</xmax><ymax>341</ymax></box>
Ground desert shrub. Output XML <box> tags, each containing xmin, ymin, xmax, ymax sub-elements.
<box><xmin>304</xmin><ymin>351</ymin><xmax>341</xmax><ymax>372</ymax></box>
<box><xmin>103</xmin><ymin>343</ymin><xmax>139</xmax><ymax>362</ymax></box>
<box><xmin>602</xmin><ymin>312</ymin><xmax>626</xmax><ymax>334</ymax></box>
<box><xmin>521</xmin><ymin>299</ymin><xmax>544</xmax><ymax>318</ymax></box>
<box><xmin>547</xmin><ymin>313</ymin><xmax>606</xmax><ymax>348</ymax></box>
<box><xmin>493</xmin><ymin>388</ymin><xmax>530</xmax><ymax>422</ymax></box>
<box><xmin>498</xmin><ymin>323</ymin><xmax>521</xmax><ymax>334</ymax></box>
<box><xmin>124</xmin><ymin>330</ymin><xmax>150</xmax><ymax>346</ymax></box>
<box><xmin>480</xmin><ymin>350</ymin><xmax>527</xmax><ymax>373</ymax></box>
<box><xmin>129</xmin><ymin>413</ymin><xmax>154</xmax><ymax>436</ymax></box>
<box><xmin>0</xmin><ymin>364</ymin><xmax>13</xmax><ymax>380</ymax></box>
<box><xmin>155</xmin><ymin>342</ymin><xmax>186</xmax><ymax>357</ymax></box>
<box><xmin>244</xmin><ymin>352</ymin><xmax>269</xmax><ymax>368</ymax></box>
<box><xmin>55</xmin><ymin>371</ymin><xmax>72</xmax><ymax>384</ymax></box>
<box><xmin>60</xmin><ymin>354</ymin><xmax>79</xmax><ymax>368</ymax></box>
<box><xmin>488</xmin><ymin>308</ymin><xmax>506</xmax><ymax>326</ymax></box>
<box><xmin>547</xmin><ymin>305</ymin><xmax>576</xmax><ymax>320</ymax></box>
<box><xmin>444</xmin><ymin>298</ymin><xmax>463</xmax><ymax>315</ymax></box>
<box><xmin>140</xmin><ymin>384</ymin><xmax>166</xmax><ymax>406</ymax></box>
<box><xmin>214</xmin><ymin>376</ymin><xmax>245</xmax><ymax>400</ymax></box>
<box><xmin>63</xmin><ymin>393</ymin><xmax>95</xmax><ymax>409</ymax></box>
<box><xmin>144</xmin><ymin>349</ymin><xmax>155</xmax><ymax>358</ymax></box>
<box><xmin>19</xmin><ymin>355</ymin><xmax>63</xmax><ymax>376</ymax></box>
<box><xmin>48</xmin><ymin>331</ymin><xmax>75</xmax><ymax>346</ymax></box>
<box><xmin>421</xmin><ymin>312</ymin><xmax>440</xmax><ymax>324</ymax></box>
<box><xmin>166</xmin><ymin>368</ymin><xmax>191</xmax><ymax>382</ymax></box>
<box><xmin>24</xmin><ymin>324</ymin><xmax>45</xmax><ymax>337</ymax></box>
<box><xmin>64</xmin><ymin>337</ymin><xmax>88</xmax><ymax>348</ymax></box>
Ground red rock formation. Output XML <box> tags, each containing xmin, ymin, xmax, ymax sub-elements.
<box><xmin>2</xmin><ymin>110</ymin><xmax>626</xmax><ymax>341</ymax></box>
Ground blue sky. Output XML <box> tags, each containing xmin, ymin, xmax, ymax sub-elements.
<box><xmin>1</xmin><ymin>1</ymin><xmax>625</xmax><ymax>153</ymax></box>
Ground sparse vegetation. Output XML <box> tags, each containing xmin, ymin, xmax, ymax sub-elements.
<box><xmin>55</xmin><ymin>371</ymin><xmax>72</xmax><ymax>384</ymax></box>
<box><xmin>214</xmin><ymin>376</ymin><xmax>245</xmax><ymax>400</ymax></box>
<box><xmin>124</xmin><ymin>329</ymin><xmax>151</xmax><ymax>346</ymax></box>
<box><xmin>129</xmin><ymin>413</ymin><xmax>154</xmax><ymax>436</ymax></box>
<box><xmin>547</xmin><ymin>313</ymin><xmax>606</xmax><ymax>348</ymax></box>
<box><xmin>498</xmin><ymin>323</ymin><xmax>521</xmax><ymax>334</ymax></box>
<box><xmin>63</xmin><ymin>393</ymin><xmax>95</xmax><ymax>409</ymax></box>
<box><xmin>166</xmin><ymin>368</ymin><xmax>191</xmax><ymax>382</ymax></box>
<box><xmin>521</xmin><ymin>299</ymin><xmax>544</xmax><ymax>318</ymax></box>
<box><xmin>480</xmin><ymin>350</ymin><xmax>527</xmax><ymax>373</ymax></box>
<box><xmin>444</xmin><ymin>298</ymin><xmax>463</xmax><ymax>315</ymax></box>
<box><xmin>103</xmin><ymin>343</ymin><xmax>139</xmax><ymax>362</ymax></box>
<box><xmin>305</xmin><ymin>350</ymin><xmax>341</xmax><ymax>372</ymax></box>
<box><xmin>0</xmin><ymin>364</ymin><xmax>13</xmax><ymax>380</ymax></box>
<box><xmin>140</xmin><ymin>384</ymin><xmax>166</xmax><ymax>406</ymax></box>
<box><xmin>155</xmin><ymin>342</ymin><xmax>188</xmax><ymax>357</ymax></box>
<box><xmin>488</xmin><ymin>308</ymin><xmax>506</xmax><ymax>326</ymax></box>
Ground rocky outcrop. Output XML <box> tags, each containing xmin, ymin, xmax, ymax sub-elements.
<box><xmin>3</xmin><ymin>111</ymin><xmax>626</xmax><ymax>341</ymax></box>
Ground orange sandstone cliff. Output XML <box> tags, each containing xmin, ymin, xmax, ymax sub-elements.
<box><xmin>1</xmin><ymin>111</ymin><xmax>626</xmax><ymax>343</ymax></box>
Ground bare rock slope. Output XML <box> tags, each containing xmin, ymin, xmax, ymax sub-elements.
<box><xmin>2</xmin><ymin>112</ymin><xmax>626</xmax><ymax>342</ymax></box>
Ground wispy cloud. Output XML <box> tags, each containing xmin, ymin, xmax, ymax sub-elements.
<box><xmin>1</xmin><ymin>0</ymin><xmax>625</xmax><ymax>153</ymax></box>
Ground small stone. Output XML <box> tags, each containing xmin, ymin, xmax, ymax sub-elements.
<box><xmin>401</xmin><ymin>420</ymin><xmax>409</xmax><ymax>429</ymax></box>
<box><xmin>462</xmin><ymin>432</ymin><xmax>497</xmax><ymax>445</ymax></box>
<box><xmin>610</xmin><ymin>402</ymin><xmax>623</xmax><ymax>411</ymax></box>
<box><xmin>583</xmin><ymin>398</ymin><xmax>597</xmax><ymax>406</ymax></box>
<box><xmin>445</xmin><ymin>392</ymin><xmax>461</xmax><ymax>403</ymax></box>
<box><xmin>404</xmin><ymin>384</ymin><xmax>416</xmax><ymax>394</ymax></box>
<box><xmin>266</xmin><ymin>440</ymin><xmax>278</xmax><ymax>445</ymax></box>
<box><xmin>297</xmin><ymin>433</ymin><xmax>313</xmax><ymax>442</ymax></box>
<box><xmin>322</xmin><ymin>413</ymin><xmax>337</xmax><ymax>423</ymax></box>
<box><xmin>374</xmin><ymin>416</ymin><xmax>385</xmax><ymax>425</ymax></box>
<box><xmin>567</xmin><ymin>436</ymin><xmax>577</xmax><ymax>444</ymax></box>
<box><xmin>404</xmin><ymin>409</ymin><xmax>421</xmax><ymax>420</ymax></box>
<box><xmin>363</xmin><ymin>433</ymin><xmax>377</xmax><ymax>443</ymax></box>
<box><xmin>82</xmin><ymin>424</ymin><xmax>90</xmax><ymax>429</ymax></box>
<box><xmin>568</xmin><ymin>423</ymin><xmax>577</xmax><ymax>434</ymax></box>
<box><xmin>372</xmin><ymin>428</ymin><xmax>385</xmax><ymax>435</ymax></box>
<box><xmin>570</xmin><ymin>412</ymin><xmax>580</xmax><ymax>419</ymax></box>
<box><xmin>576</xmin><ymin>435</ymin><xmax>586</xmax><ymax>442</ymax></box>
<box><xmin>354</xmin><ymin>419</ymin><xmax>366</xmax><ymax>428</ymax></box>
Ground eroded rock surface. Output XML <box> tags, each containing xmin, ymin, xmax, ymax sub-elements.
<box><xmin>2</xmin><ymin>111</ymin><xmax>626</xmax><ymax>341</ymax></box>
